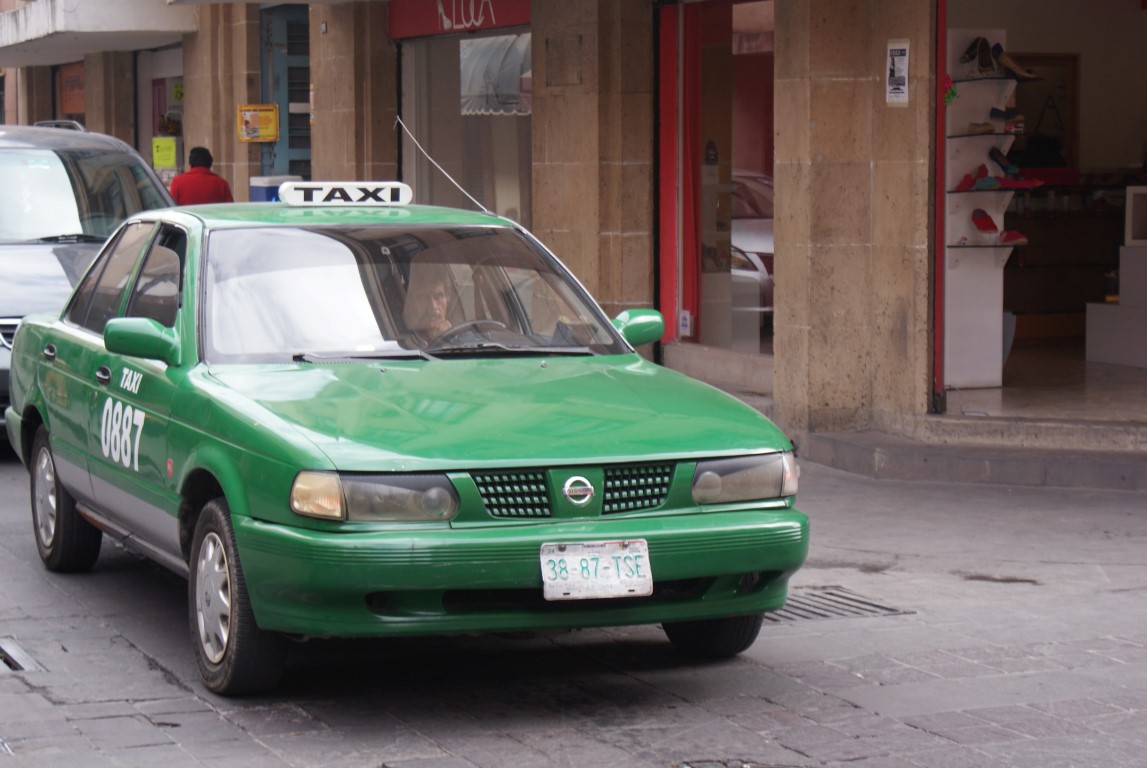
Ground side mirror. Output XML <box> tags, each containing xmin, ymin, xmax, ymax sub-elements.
<box><xmin>104</xmin><ymin>317</ymin><xmax>181</xmax><ymax>367</ymax></box>
<box><xmin>611</xmin><ymin>308</ymin><xmax>664</xmax><ymax>348</ymax></box>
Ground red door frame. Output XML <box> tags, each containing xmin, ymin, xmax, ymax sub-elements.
<box><xmin>657</xmin><ymin>5</ymin><xmax>681</xmax><ymax>343</ymax></box>
<box><xmin>656</xmin><ymin>4</ymin><xmax>705</xmax><ymax>344</ymax></box>
<box><xmin>933</xmin><ymin>0</ymin><xmax>947</xmax><ymax>411</ymax></box>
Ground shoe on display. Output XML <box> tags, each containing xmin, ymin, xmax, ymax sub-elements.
<box><xmin>971</xmin><ymin>208</ymin><xmax>998</xmax><ymax>233</ymax></box>
<box><xmin>999</xmin><ymin>230</ymin><xmax>1029</xmax><ymax>245</ymax></box>
<box><xmin>955</xmin><ymin>173</ymin><xmax>975</xmax><ymax>192</ymax></box>
<box><xmin>959</xmin><ymin>36</ymin><xmax>985</xmax><ymax>63</ymax></box>
<box><xmin>968</xmin><ymin>122</ymin><xmax>995</xmax><ymax>135</ymax></box>
<box><xmin>988</xmin><ymin>146</ymin><xmax>1019</xmax><ymax>176</ymax></box>
<box><xmin>1003</xmin><ymin>118</ymin><xmax>1024</xmax><ymax>135</ymax></box>
<box><xmin>973</xmin><ymin>175</ymin><xmax>1003</xmax><ymax>191</ymax></box>
<box><xmin>991</xmin><ymin>43</ymin><xmax>1039</xmax><ymax>80</ymax></box>
<box><xmin>976</xmin><ymin>37</ymin><xmax>995</xmax><ymax>75</ymax></box>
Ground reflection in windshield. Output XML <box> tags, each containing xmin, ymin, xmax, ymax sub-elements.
<box><xmin>0</xmin><ymin>149</ymin><xmax>169</xmax><ymax>241</ymax></box>
<box><xmin>204</xmin><ymin>225</ymin><xmax>625</xmax><ymax>363</ymax></box>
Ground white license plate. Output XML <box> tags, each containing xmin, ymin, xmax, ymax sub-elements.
<box><xmin>540</xmin><ymin>539</ymin><xmax>653</xmax><ymax>600</ymax></box>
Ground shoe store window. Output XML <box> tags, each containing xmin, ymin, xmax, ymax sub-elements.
<box><xmin>399</xmin><ymin>31</ymin><xmax>532</xmax><ymax>228</ymax></box>
<box><xmin>943</xmin><ymin>2</ymin><xmax>1144</xmax><ymax>418</ymax></box>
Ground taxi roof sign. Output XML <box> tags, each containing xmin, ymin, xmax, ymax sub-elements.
<box><xmin>278</xmin><ymin>181</ymin><xmax>413</xmax><ymax>207</ymax></box>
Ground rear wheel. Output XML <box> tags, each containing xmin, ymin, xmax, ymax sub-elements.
<box><xmin>662</xmin><ymin>613</ymin><xmax>765</xmax><ymax>658</ymax></box>
<box><xmin>30</xmin><ymin>427</ymin><xmax>102</xmax><ymax>572</ymax></box>
<box><xmin>189</xmin><ymin>498</ymin><xmax>286</xmax><ymax>695</ymax></box>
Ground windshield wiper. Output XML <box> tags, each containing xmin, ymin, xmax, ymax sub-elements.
<box><xmin>293</xmin><ymin>348</ymin><xmax>438</xmax><ymax>363</ymax></box>
<box><xmin>425</xmin><ymin>342</ymin><xmax>596</xmax><ymax>357</ymax></box>
<box><xmin>34</xmin><ymin>234</ymin><xmax>106</xmax><ymax>244</ymax></box>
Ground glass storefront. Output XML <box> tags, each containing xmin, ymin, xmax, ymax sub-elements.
<box><xmin>660</xmin><ymin>0</ymin><xmax>775</xmax><ymax>356</ymax></box>
<box><xmin>400</xmin><ymin>30</ymin><xmax>532</xmax><ymax>227</ymax></box>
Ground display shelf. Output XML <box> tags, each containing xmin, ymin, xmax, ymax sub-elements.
<box><xmin>944</xmin><ymin>28</ymin><xmax>1029</xmax><ymax>389</ymax></box>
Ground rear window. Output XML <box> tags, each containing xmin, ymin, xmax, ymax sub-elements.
<box><xmin>0</xmin><ymin>148</ymin><xmax>170</xmax><ymax>242</ymax></box>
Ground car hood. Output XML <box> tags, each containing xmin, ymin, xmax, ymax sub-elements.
<box><xmin>207</xmin><ymin>356</ymin><xmax>789</xmax><ymax>470</ymax></box>
<box><xmin>0</xmin><ymin>242</ymin><xmax>98</xmax><ymax>317</ymax></box>
<box><xmin>732</xmin><ymin>217</ymin><xmax>774</xmax><ymax>256</ymax></box>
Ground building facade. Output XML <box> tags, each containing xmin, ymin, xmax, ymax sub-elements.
<box><xmin>3</xmin><ymin>0</ymin><xmax>1141</xmax><ymax>455</ymax></box>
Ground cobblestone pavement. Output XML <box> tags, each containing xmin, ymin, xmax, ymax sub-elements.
<box><xmin>2</xmin><ymin>455</ymin><xmax>1145</xmax><ymax>768</ymax></box>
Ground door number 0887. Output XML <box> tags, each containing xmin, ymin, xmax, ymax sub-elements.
<box><xmin>100</xmin><ymin>397</ymin><xmax>145</xmax><ymax>471</ymax></box>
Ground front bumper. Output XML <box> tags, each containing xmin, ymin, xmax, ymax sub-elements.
<box><xmin>234</xmin><ymin>508</ymin><xmax>809</xmax><ymax>637</ymax></box>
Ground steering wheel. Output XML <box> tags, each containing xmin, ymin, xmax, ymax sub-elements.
<box><xmin>434</xmin><ymin>319</ymin><xmax>507</xmax><ymax>343</ymax></box>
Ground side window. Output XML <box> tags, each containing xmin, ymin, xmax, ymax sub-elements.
<box><xmin>65</xmin><ymin>221</ymin><xmax>155</xmax><ymax>335</ymax></box>
<box><xmin>125</xmin><ymin>227</ymin><xmax>185</xmax><ymax>328</ymax></box>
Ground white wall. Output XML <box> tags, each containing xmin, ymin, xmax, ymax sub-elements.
<box><xmin>949</xmin><ymin>0</ymin><xmax>1147</xmax><ymax>169</ymax></box>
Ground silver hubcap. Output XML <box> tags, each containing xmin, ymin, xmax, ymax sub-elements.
<box><xmin>195</xmin><ymin>531</ymin><xmax>231</xmax><ymax>664</ymax></box>
<box><xmin>32</xmin><ymin>447</ymin><xmax>58</xmax><ymax>549</ymax></box>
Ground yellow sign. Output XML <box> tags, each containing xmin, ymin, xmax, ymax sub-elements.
<box><xmin>237</xmin><ymin>104</ymin><xmax>280</xmax><ymax>143</ymax></box>
<box><xmin>152</xmin><ymin>136</ymin><xmax>177</xmax><ymax>169</ymax></box>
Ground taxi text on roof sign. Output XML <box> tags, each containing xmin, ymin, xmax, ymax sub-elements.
<box><xmin>278</xmin><ymin>181</ymin><xmax>413</xmax><ymax>207</ymax></box>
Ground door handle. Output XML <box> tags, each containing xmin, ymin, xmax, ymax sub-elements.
<box><xmin>95</xmin><ymin>366</ymin><xmax>111</xmax><ymax>386</ymax></box>
<box><xmin>42</xmin><ymin>344</ymin><xmax>56</xmax><ymax>361</ymax></box>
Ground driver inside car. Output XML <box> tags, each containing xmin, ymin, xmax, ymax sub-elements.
<box><xmin>402</xmin><ymin>261</ymin><xmax>456</xmax><ymax>344</ymax></box>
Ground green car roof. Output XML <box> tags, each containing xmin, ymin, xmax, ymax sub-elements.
<box><xmin>172</xmin><ymin>202</ymin><xmax>514</xmax><ymax>229</ymax></box>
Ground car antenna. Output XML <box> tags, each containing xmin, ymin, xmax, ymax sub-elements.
<box><xmin>394</xmin><ymin>114</ymin><xmax>493</xmax><ymax>216</ymax></box>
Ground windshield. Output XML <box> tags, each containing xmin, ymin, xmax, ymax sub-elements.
<box><xmin>0</xmin><ymin>148</ymin><xmax>170</xmax><ymax>242</ymax></box>
<box><xmin>203</xmin><ymin>224</ymin><xmax>627</xmax><ymax>362</ymax></box>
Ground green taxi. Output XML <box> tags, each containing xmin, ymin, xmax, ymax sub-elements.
<box><xmin>7</xmin><ymin>181</ymin><xmax>808</xmax><ymax>695</ymax></box>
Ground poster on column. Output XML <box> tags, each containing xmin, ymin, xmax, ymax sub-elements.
<box><xmin>237</xmin><ymin>104</ymin><xmax>280</xmax><ymax>142</ymax></box>
<box><xmin>886</xmin><ymin>39</ymin><xmax>909</xmax><ymax>106</ymax></box>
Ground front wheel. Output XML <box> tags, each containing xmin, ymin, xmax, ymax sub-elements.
<box><xmin>189</xmin><ymin>498</ymin><xmax>286</xmax><ymax>695</ymax></box>
<box><xmin>662</xmin><ymin>613</ymin><xmax>765</xmax><ymax>659</ymax></box>
<box><xmin>30</xmin><ymin>426</ymin><xmax>101</xmax><ymax>572</ymax></box>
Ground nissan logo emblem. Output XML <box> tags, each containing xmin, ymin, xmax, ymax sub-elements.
<box><xmin>562</xmin><ymin>476</ymin><xmax>595</xmax><ymax>506</ymax></box>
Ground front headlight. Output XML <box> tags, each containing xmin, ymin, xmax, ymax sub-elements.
<box><xmin>692</xmin><ymin>451</ymin><xmax>798</xmax><ymax>504</ymax></box>
<box><xmin>291</xmin><ymin>472</ymin><xmax>460</xmax><ymax>522</ymax></box>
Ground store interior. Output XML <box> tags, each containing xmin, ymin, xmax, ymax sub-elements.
<box><xmin>946</xmin><ymin>1</ymin><xmax>1147</xmax><ymax>421</ymax></box>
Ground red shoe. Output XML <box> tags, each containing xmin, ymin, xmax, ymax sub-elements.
<box><xmin>955</xmin><ymin>173</ymin><xmax>975</xmax><ymax>192</ymax></box>
<box><xmin>971</xmin><ymin>209</ymin><xmax>998</xmax><ymax>233</ymax></box>
<box><xmin>999</xmin><ymin>230</ymin><xmax>1028</xmax><ymax>245</ymax></box>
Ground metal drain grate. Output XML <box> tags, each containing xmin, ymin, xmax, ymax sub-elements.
<box><xmin>765</xmin><ymin>586</ymin><xmax>912</xmax><ymax>623</ymax></box>
<box><xmin>0</xmin><ymin>638</ymin><xmax>45</xmax><ymax>672</ymax></box>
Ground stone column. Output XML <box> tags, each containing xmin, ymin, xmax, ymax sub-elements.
<box><xmin>309</xmin><ymin>3</ymin><xmax>398</xmax><ymax>182</ymax></box>
<box><xmin>181</xmin><ymin>4</ymin><xmax>261</xmax><ymax>199</ymax></box>
<box><xmin>13</xmin><ymin>66</ymin><xmax>54</xmax><ymax>125</ymax></box>
<box><xmin>83</xmin><ymin>52</ymin><xmax>134</xmax><ymax>143</ymax></box>
<box><xmin>531</xmin><ymin>0</ymin><xmax>654</xmax><ymax>317</ymax></box>
<box><xmin>772</xmin><ymin>0</ymin><xmax>933</xmax><ymax>443</ymax></box>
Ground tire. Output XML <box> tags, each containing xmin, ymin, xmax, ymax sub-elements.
<box><xmin>30</xmin><ymin>427</ymin><xmax>102</xmax><ymax>572</ymax></box>
<box><xmin>662</xmin><ymin>613</ymin><xmax>765</xmax><ymax>659</ymax></box>
<box><xmin>189</xmin><ymin>498</ymin><xmax>286</xmax><ymax>695</ymax></box>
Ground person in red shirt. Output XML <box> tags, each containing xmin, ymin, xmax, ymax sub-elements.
<box><xmin>170</xmin><ymin>146</ymin><xmax>234</xmax><ymax>205</ymax></box>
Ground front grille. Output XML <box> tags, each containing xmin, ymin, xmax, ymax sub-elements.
<box><xmin>602</xmin><ymin>463</ymin><xmax>673</xmax><ymax>514</ymax></box>
<box><xmin>473</xmin><ymin>463</ymin><xmax>676</xmax><ymax>518</ymax></box>
<box><xmin>0</xmin><ymin>318</ymin><xmax>20</xmax><ymax>349</ymax></box>
<box><xmin>473</xmin><ymin>470</ymin><xmax>552</xmax><ymax>518</ymax></box>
